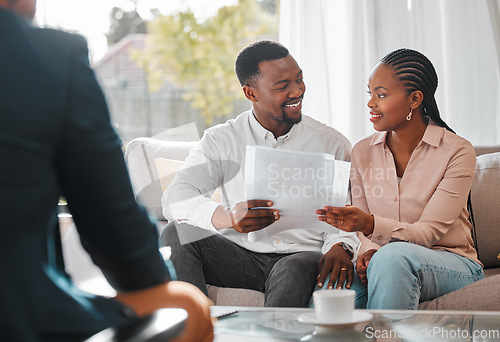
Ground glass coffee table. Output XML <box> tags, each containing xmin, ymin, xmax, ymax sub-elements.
<box><xmin>212</xmin><ymin>306</ymin><xmax>500</xmax><ymax>341</ymax></box>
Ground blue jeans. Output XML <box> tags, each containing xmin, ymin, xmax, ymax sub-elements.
<box><xmin>314</xmin><ymin>242</ymin><xmax>484</xmax><ymax>310</ymax></box>
<box><xmin>160</xmin><ymin>222</ymin><xmax>322</xmax><ymax>307</ymax></box>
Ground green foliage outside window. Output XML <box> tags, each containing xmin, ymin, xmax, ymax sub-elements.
<box><xmin>134</xmin><ymin>0</ymin><xmax>279</xmax><ymax>126</ymax></box>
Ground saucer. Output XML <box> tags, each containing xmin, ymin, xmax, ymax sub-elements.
<box><xmin>297</xmin><ymin>311</ymin><xmax>373</xmax><ymax>330</ymax></box>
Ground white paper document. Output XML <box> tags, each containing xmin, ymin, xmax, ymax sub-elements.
<box><xmin>244</xmin><ymin>146</ymin><xmax>351</xmax><ymax>242</ymax></box>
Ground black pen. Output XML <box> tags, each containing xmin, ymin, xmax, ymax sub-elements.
<box><xmin>215</xmin><ymin>310</ymin><xmax>238</xmax><ymax>320</ymax></box>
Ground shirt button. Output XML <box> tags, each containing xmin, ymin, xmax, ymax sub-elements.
<box><xmin>394</xmin><ymin>197</ymin><xmax>398</xmax><ymax>202</ymax></box>
<box><xmin>377</xmin><ymin>236</ymin><xmax>382</xmax><ymax>241</ymax></box>
<box><xmin>274</xmin><ymin>239</ymin><xmax>281</xmax><ymax>244</ymax></box>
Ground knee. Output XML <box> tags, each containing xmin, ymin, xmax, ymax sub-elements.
<box><xmin>160</xmin><ymin>222</ymin><xmax>179</xmax><ymax>247</ymax></box>
<box><xmin>273</xmin><ymin>252</ymin><xmax>321</xmax><ymax>277</ymax></box>
<box><xmin>371</xmin><ymin>242</ymin><xmax>408</xmax><ymax>261</ymax></box>
<box><xmin>367</xmin><ymin>242</ymin><xmax>414</xmax><ymax>277</ymax></box>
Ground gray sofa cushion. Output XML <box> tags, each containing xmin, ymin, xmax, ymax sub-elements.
<box><xmin>475</xmin><ymin>146</ymin><xmax>500</xmax><ymax>156</ymax></box>
<box><xmin>471</xmin><ymin>152</ymin><xmax>500</xmax><ymax>269</ymax></box>
<box><xmin>418</xmin><ymin>274</ymin><xmax>500</xmax><ymax>311</ymax></box>
<box><xmin>207</xmin><ymin>286</ymin><xmax>265</xmax><ymax>307</ymax></box>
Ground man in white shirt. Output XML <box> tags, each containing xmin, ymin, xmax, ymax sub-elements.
<box><xmin>161</xmin><ymin>40</ymin><xmax>359</xmax><ymax>307</ymax></box>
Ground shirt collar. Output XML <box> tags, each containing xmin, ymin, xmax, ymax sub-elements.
<box><xmin>369</xmin><ymin>119</ymin><xmax>444</xmax><ymax>148</ymax></box>
<box><xmin>421</xmin><ymin>120</ymin><xmax>445</xmax><ymax>147</ymax></box>
<box><xmin>369</xmin><ymin>131</ymin><xmax>387</xmax><ymax>146</ymax></box>
<box><xmin>248</xmin><ymin>110</ymin><xmax>301</xmax><ymax>143</ymax></box>
<box><xmin>248</xmin><ymin>110</ymin><xmax>270</xmax><ymax>142</ymax></box>
<box><xmin>284</xmin><ymin>121</ymin><xmax>300</xmax><ymax>143</ymax></box>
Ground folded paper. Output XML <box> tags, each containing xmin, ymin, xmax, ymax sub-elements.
<box><xmin>245</xmin><ymin>146</ymin><xmax>350</xmax><ymax>242</ymax></box>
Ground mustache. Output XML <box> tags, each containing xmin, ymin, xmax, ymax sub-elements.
<box><xmin>282</xmin><ymin>95</ymin><xmax>304</xmax><ymax>107</ymax></box>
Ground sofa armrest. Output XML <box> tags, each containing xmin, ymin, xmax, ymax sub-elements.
<box><xmin>125</xmin><ymin>138</ymin><xmax>197</xmax><ymax>220</ymax></box>
<box><xmin>471</xmin><ymin>152</ymin><xmax>500</xmax><ymax>269</ymax></box>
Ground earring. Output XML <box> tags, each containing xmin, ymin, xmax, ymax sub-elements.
<box><xmin>406</xmin><ymin>108</ymin><xmax>413</xmax><ymax>121</ymax></box>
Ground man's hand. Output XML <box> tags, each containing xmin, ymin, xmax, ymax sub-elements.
<box><xmin>212</xmin><ymin>200</ymin><xmax>279</xmax><ymax>233</ymax></box>
<box><xmin>356</xmin><ymin>249</ymin><xmax>377</xmax><ymax>286</ymax></box>
<box><xmin>115</xmin><ymin>281</ymin><xmax>214</xmax><ymax>342</ymax></box>
<box><xmin>316</xmin><ymin>244</ymin><xmax>353</xmax><ymax>289</ymax></box>
<box><xmin>317</xmin><ymin>205</ymin><xmax>374</xmax><ymax>236</ymax></box>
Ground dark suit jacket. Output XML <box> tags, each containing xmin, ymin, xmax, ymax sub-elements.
<box><xmin>0</xmin><ymin>9</ymin><xmax>169</xmax><ymax>341</ymax></box>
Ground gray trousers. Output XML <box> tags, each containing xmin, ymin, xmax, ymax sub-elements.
<box><xmin>160</xmin><ymin>222</ymin><xmax>321</xmax><ymax>307</ymax></box>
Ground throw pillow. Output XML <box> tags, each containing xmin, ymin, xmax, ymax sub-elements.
<box><xmin>154</xmin><ymin>157</ymin><xmax>222</xmax><ymax>203</ymax></box>
<box><xmin>471</xmin><ymin>152</ymin><xmax>500</xmax><ymax>268</ymax></box>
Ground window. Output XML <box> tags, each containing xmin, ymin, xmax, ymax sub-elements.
<box><xmin>37</xmin><ymin>0</ymin><xmax>280</xmax><ymax>142</ymax></box>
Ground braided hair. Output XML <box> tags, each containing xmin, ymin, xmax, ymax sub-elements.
<box><xmin>380</xmin><ymin>48</ymin><xmax>454</xmax><ymax>133</ymax></box>
<box><xmin>381</xmin><ymin>48</ymin><xmax>478</xmax><ymax>253</ymax></box>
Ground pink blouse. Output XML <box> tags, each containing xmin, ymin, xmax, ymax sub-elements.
<box><xmin>351</xmin><ymin>120</ymin><xmax>481</xmax><ymax>266</ymax></box>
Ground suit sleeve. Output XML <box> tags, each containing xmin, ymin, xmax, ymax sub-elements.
<box><xmin>55</xmin><ymin>35</ymin><xmax>170</xmax><ymax>291</ymax></box>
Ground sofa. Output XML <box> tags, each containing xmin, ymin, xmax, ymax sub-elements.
<box><xmin>125</xmin><ymin>138</ymin><xmax>500</xmax><ymax>310</ymax></box>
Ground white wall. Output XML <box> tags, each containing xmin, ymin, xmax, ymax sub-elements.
<box><xmin>280</xmin><ymin>0</ymin><xmax>500</xmax><ymax>146</ymax></box>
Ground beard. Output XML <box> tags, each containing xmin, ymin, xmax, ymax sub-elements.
<box><xmin>270</xmin><ymin>110</ymin><xmax>302</xmax><ymax>125</ymax></box>
<box><xmin>280</xmin><ymin>109</ymin><xmax>302</xmax><ymax>125</ymax></box>
<box><xmin>270</xmin><ymin>103</ymin><xmax>303</xmax><ymax>125</ymax></box>
<box><xmin>279</xmin><ymin>96</ymin><xmax>304</xmax><ymax>125</ymax></box>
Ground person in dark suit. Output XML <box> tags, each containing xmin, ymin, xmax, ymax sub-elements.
<box><xmin>0</xmin><ymin>1</ymin><xmax>213</xmax><ymax>341</ymax></box>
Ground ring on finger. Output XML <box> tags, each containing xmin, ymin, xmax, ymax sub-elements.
<box><xmin>340</xmin><ymin>267</ymin><xmax>348</xmax><ymax>271</ymax></box>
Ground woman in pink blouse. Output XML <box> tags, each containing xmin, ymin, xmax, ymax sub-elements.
<box><xmin>317</xmin><ymin>48</ymin><xmax>484</xmax><ymax>309</ymax></box>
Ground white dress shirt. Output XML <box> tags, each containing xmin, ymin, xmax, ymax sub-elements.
<box><xmin>163</xmin><ymin>110</ymin><xmax>360</xmax><ymax>257</ymax></box>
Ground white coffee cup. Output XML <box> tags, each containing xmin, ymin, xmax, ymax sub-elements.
<box><xmin>313</xmin><ymin>289</ymin><xmax>355</xmax><ymax>323</ymax></box>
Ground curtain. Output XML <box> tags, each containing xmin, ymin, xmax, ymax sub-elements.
<box><xmin>280</xmin><ymin>0</ymin><xmax>500</xmax><ymax>146</ymax></box>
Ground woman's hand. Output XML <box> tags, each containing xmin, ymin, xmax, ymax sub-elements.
<box><xmin>356</xmin><ymin>249</ymin><xmax>377</xmax><ymax>286</ymax></box>
<box><xmin>317</xmin><ymin>205</ymin><xmax>374</xmax><ymax>236</ymax></box>
<box><xmin>316</xmin><ymin>244</ymin><xmax>354</xmax><ymax>289</ymax></box>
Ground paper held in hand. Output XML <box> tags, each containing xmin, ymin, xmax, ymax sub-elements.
<box><xmin>244</xmin><ymin>146</ymin><xmax>350</xmax><ymax>242</ymax></box>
